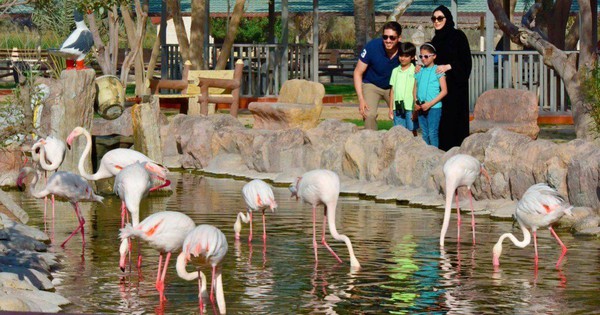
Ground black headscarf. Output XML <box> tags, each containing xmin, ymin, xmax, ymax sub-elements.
<box><xmin>433</xmin><ymin>5</ymin><xmax>455</xmax><ymax>39</ymax></box>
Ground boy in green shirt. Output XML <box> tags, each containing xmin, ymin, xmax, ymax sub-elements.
<box><xmin>389</xmin><ymin>42</ymin><xmax>418</xmax><ymax>136</ymax></box>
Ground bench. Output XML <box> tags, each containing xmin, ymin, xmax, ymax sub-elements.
<box><xmin>318</xmin><ymin>49</ymin><xmax>356</xmax><ymax>82</ymax></box>
<box><xmin>148</xmin><ymin>59</ymin><xmax>243</xmax><ymax>116</ymax></box>
<box><xmin>0</xmin><ymin>48</ymin><xmax>50</xmax><ymax>82</ymax></box>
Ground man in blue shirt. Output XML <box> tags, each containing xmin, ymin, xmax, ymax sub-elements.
<box><xmin>353</xmin><ymin>21</ymin><xmax>402</xmax><ymax>130</ymax></box>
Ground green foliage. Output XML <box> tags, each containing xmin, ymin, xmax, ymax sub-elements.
<box><xmin>582</xmin><ymin>62</ymin><xmax>600</xmax><ymax>137</ymax></box>
<box><xmin>211</xmin><ymin>17</ymin><xmax>283</xmax><ymax>43</ymax></box>
<box><xmin>342</xmin><ymin>119</ymin><xmax>393</xmax><ymax>130</ymax></box>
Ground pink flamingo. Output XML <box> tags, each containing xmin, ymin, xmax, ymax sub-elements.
<box><xmin>176</xmin><ymin>224</ymin><xmax>228</xmax><ymax>314</ymax></box>
<box><xmin>440</xmin><ymin>154</ymin><xmax>490</xmax><ymax>247</ymax></box>
<box><xmin>289</xmin><ymin>169</ymin><xmax>361</xmax><ymax>269</ymax></box>
<box><xmin>31</xmin><ymin>136</ymin><xmax>66</xmax><ymax>220</ymax></box>
<box><xmin>17</xmin><ymin>167</ymin><xmax>103</xmax><ymax>247</ymax></box>
<box><xmin>66</xmin><ymin>126</ymin><xmax>170</xmax><ymax>190</ymax></box>
<box><xmin>119</xmin><ymin>211</ymin><xmax>196</xmax><ymax>302</ymax></box>
<box><xmin>492</xmin><ymin>183</ymin><xmax>573</xmax><ymax>268</ymax></box>
<box><xmin>234</xmin><ymin>179</ymin><xmax>278</xmax><ymax>242</ymax></box>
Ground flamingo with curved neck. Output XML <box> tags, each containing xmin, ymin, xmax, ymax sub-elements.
<box><xmin>66</xmin><ymin>126</ymin><xmax>170</xmax><ymax>190</ymax></box>
<box><xmin>176</xmin><ymin>225</ymin><xmax>227</xmax><ymax>314</ymax></box>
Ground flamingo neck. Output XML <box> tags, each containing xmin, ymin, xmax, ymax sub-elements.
<box><xmin>176</xmin><ymin>252</ymin><xmax>199</xmax><ymax>281</ymax></box>
<box><xmin>77</xmin><ymin>129</ymin><xmax>99</xmax><ymax>180</ymax></box>
<box><xmin>492</xmin><ymin>222</ymin><xmax>531</xmax><ymax>266</ymax></box>
<box><xmin>214</xmin><ymin>269</ymin><xmax>226</xmax><ymax>314</ymax></box>
<box><xmin>440</xmin><ymin>182</ymin><xmax>457</xmax><ymax>247</ymax></box>
<box><xmin>234</xmin><ymin>212</ymin><xmax>250</xmax><ymax>239</ymax></box>
<box><xmin>326</xmin><ymin>201</ymin><xmax>361</xmax><ymax>269</ymax></box>
<box><xmin>38</xmin><ymin>145</ymin><xmax>61</xmax><ymax>171</ymax></box>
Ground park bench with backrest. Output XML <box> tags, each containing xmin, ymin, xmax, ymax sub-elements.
<box><xmin>147</xmin><ymin>59</ymin><xmax>243</xmax><ymax>116</ymax></box>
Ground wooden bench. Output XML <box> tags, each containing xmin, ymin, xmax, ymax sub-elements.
<box><xmin>147</xmin><ymin>59</ymin><xmax>244</xmax><ymax>116</ymax></box>
<box><xmin>318</xmin><ymin>49</ymin><xmax>356</xmax><ymax>82</ymax></box>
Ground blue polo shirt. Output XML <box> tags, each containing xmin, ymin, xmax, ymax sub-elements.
<box><xmin>359</xmin><ymin>38</ymin><xmax>400</xmax><ymax>89</ymax></box>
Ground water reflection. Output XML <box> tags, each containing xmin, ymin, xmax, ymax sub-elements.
<box><xmin>6</xmin><ymin>172</ymin><xmax>600</xmax><ymax>313</ymax></box>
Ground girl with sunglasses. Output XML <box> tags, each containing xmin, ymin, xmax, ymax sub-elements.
<box><xmin>414</xmin><ymin>43</ymin><xmax>447</xmax><ymax>148</ymax></box>
<box><xmin>430</xmin><ymin>5</ymin><xmax>472</xmax><ymax>151</ymax></box>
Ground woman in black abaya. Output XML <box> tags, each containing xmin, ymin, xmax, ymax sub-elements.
<box><xmin>430</xmin><ymin>5</ymin><xmax>472</xmax><ymax>151</ymax></box>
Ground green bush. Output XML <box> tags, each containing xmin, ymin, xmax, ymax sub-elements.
<box><xmin>211</xmin><ymin>17</ymin><xmax>283</xmax><ymax>43</ymax></box>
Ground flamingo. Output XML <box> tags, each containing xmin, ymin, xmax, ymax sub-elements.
<box><xmin>176</xmin><ymin>224</ymin><xmax>228</xmax><ymax>314</ymax></box>
<box><xmin>492</xmin><ymin>183</ymin><xmax>573</xmax><ymax>268</ymax></box>
<box><xmin>66</xmin><ymin>126</ymin><xmax>170</xmax><ymax>190</ymax></box>
<box><xmin>17</xmin><ymin>167</ymin><xmax>103</xmax><ymax>247</ymax></box>
<box><xmin>289</xmin><ymin>169</ymin><xmax>361</xmax><ymax>269</ymax></box>
<box><xmin>440</xmin><ymin>154</ymin><xmax>490</xmax><ymax>247</ymax></box>
<box><xmin>234</xmin><ymin>179</ymin><xmax>278</xmax><ymax>243</ymax></box>
<box><xmin>119</xmin><ymin>211</ymin><xmax>196</xmax><ymax>302</ymax></box>
<box><xmin>30</xmin><ymin>136</ymin><xmax>66</xmax><ymax>220</ymax></box>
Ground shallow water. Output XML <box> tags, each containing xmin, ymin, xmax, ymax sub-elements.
<box><xmin>9</xmin><ymin>172</ymin><xmax>600</xmax><ymax>314</ymax></box>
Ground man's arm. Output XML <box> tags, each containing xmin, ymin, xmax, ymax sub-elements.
<box><xmin>354</xmin><ymin>60</ymin><xmax>369</xmax><ymax>119</ymax></box>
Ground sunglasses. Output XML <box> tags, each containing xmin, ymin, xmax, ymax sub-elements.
<box><xmin>431</xmin><ymin>16</ymin><xmax>446</xmax><ymax>22</ymax></box>
<box><xmin>382</xmin><ymin>35</ymin><xmax>398</xmax><ymax>41</ymax></box>
<box><xmin>419</xmin><ymin>54</ymin><xmax>435</xmax><ymax>59</ymax></box>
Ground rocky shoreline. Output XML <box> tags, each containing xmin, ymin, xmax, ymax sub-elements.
<box><xmin>0</xmin><ymin>208</ymin><xmax>69</xmax><ymax>312</ymax></box>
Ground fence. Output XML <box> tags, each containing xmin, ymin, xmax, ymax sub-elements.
<box><xmin>469</xmin><ymin>51</ymin><xmax>575</xmax><ymax>113</ymax></box>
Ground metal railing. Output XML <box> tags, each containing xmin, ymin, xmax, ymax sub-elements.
<box><xmin>161</xmin><ymin>45</ymin><xmax>574</xmax><ymax>113</ymax></box>
<box><xmin>469</xmin><ymin>51</ymin><xmax>575</xmax><ymax>113</ymax></box>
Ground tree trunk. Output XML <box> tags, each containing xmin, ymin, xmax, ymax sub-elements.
<box><xmin>189</xmin><ymin>0</ymin><xmax>206</xmax><ymax>69</ymax></box>
<box><xmin>166</xmin><ymin>0</ymin><xmax>190</xmax><ymax>63</ymax></box>
<box><xmin>86</xmin><ymin>8</ymin><xmax>119</xmax><ymax>76</ymax></box>
<box><xmin>215</xmin><ymin>0</ymin><xmax>246</xmax><ymax>70</ymax></box>
<box><xmin>119</xmin><ymin>0</ymin><xmax>148</xmax><ymax>95</ymax></box>
<box><xmin>354</xmin><ymin>0</ymin><xmax>368</xmax><ymax>53</ymax></box>
<box><xmin>487</xmin><ymin>0</ymin><xmax>597</xmax><ymax>139</ymax></box>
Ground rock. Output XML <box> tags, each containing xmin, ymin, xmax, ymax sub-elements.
<box><xmin>566</xmin><ymin>140</ymin><xmax>600</xmax><ymax>208</ymax></box>
<box><xmin>305</xmin><ymin>119</ymin><xmax>358</xmax><ymax>173</ymax></box>
<box><xmin>343</xmin><ymin>130</ymin><xmax>384</xmax><ymax>181</ymax></box>
<box><xmin>204</xmin><ymin>153</ymin><xmax>248</xmax><ymax>174</ymax></box>
<box><xmin>132</xmin><ymin>96</ymin><xmax>163</xmax><ymax>164</ymax></box>
<box><xmin>0</xmin><ymin>294</ymin><xmax>29</xmax><ymax>312</ymax></box>
<box><xmin>470</xmin><ymin>89</ymin><xmax>540</xmax><ymax>139</ymax></box>
<box><xmin>249</xmin><ymin>79</ymin><xmax>325</xmax><ymax>130</ymax></box>
<box><xmin>53</xmin><ymin>69</ymin><xmax>96</xmax><ymax>175</ymax></box>
<box><xmin>92</xmin><ymin>106</ymin><xmax>134</xmax><ymax>136</ymax></box>
<box><xmin>0</xmin><ymin>191</ymin><xmax>29</xmax><ymax>224</ymax></box>
<box><xmin>0</xmin><ymin>147</ymin><xmax>23</xmax><ymax>188</ymax></box>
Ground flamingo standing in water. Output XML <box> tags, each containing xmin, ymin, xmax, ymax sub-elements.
<box><xmin>17</xmin><ymin>167</ymin><xmax>103</xmax><ymax>247</ymax></box>
<box><xmin>492</xmin><ymin>183</ymin><xmax>573</xmax><ymax>268</ymax></box>
<box><xmin>440</xmin><ymin>154</ymin><xmax>490</xmax><ymax>247</ymax></box>
<box><xmin>234</xmin><ymin>179</ymin><xmax>278</xmax><ymax>243</ymax></box>
<box><xmin>31</xmin><ymin>136</ymin><xmax>66</xmax><ymax>220</ymax></box>
<box><xmin>66</xmin><ymin>126</ymin><xmax>170</xmax><ymax>190</ymax></box>
<box><xmin>177</xmin><ymin>224</ymin><xmax>228</xmax><ymax>314</ymax></box>
<box><xmin>289</xmin><ymin>169</ymin><xmax>361</xmax><ymax>269</ymax></box>
<box><xmin>119</xmin><ymin>211</ymin><xmax>195</xmax><ymax>302</ymax></box>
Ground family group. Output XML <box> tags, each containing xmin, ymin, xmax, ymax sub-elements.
<box><xmin>354</xmin><ymin>5</ymin><xmax>472</xmax><ymax>151</ymax></box>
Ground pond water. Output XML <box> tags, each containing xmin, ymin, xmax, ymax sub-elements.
<box><xmin>10</xmin><ymin>172</ymin><xmax>600</xmax><ymax>314</ymax></box>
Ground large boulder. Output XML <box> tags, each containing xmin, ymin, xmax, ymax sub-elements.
<box><xmin>249</xmin><ymin>79</ymin><xmax>325</xmax><ymax>130</ymax></box>
<box><xmin>470</xmin><ymin>89</ymin><xmax>540</xmax><ymax>139</ymax></box>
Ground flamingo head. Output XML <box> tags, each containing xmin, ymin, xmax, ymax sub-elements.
<box><xmin>16</xmin><ymin>167</ymin><xmax>33</xmax><ymax>191</ymax></box>
<box><xmin>143</xmin><ymin>161</ymin><xmax>168</xmax><ymax>181</ymax></box>
<box><xmin>66</xmin><ymin>126</ymin><xmax>85</xmax><ymax>148</ymax></box>
<box><xmin>118</xmin><ymin>238</ymin><xmax>129</xmax><ymax>272</ymax></box>
<box><xmin>289</xmin><ymin>176</ymin><xmax>301</xmax><ymax>200</ymax></box>
<box><xmin>492</xmin><ymin>241</ymin><xmax>503</xmax><ymax>267</ymax></box>
<box><xmin>233</xmin><ymin>217</ymin><xmax>241</xmax><ymax>240</ymax></box>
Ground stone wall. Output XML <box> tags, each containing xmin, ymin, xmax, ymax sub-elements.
<box><xmin>161</xmin><ymin>114</ymin><xmax>600</xmax><ymax>209</ymax></box>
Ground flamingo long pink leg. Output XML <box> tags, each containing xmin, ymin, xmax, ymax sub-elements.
<box><xmin>312</xmin><ymin>206</ymin><xmax>319</xmax><ymax>263</ymax></box>
<box><xmin>321</xmin><ymin>208</ymin><xmax>342</xmax><ymax>263</ymax></box>
<box><xmin>197</xmin><ymin>267</ymin><xmax>204</xmax><ymax>313</ymax></box>
<box><xmin>157</xmin><ymin>252</ymin><xmax>171</xmax><ymax>302</ymax></box>
<box><xmin>469</xmin><ymin>189</ymin><xmax>476</xmax><ymax>245</ymax></box>
<box><xmin>533</xmin><ymin>230</ymin><xmax>539</xmax><ymax>266</ymax></box>
<box><xmin>61</xmin><ymin>202</ymin><xmax>85</xmax><ymax>247</ymax></box>
<box><xmin>549</xmin><ymin>227</ymin><xmax>568</xmax><ymax>268</ymax></box>
<box><xmin>120</xmin><ymin>201</ymin><xmax>127</xmax><ymax>228</ymax></box>
<box><xmin>262</xmin><ymin>210</ymin><xmax>267</xmax><ymax>241</ymax></box>
<box><xmin>248</xmin><ymin>212</ymin><xmax>253</xmax><ymax>243</ymax></box>
<box><xmin>455</xmin><ymin>192</ymin><xmax>461</xmax><ymax>241</ymax></box>
<box><xmin>156</xmin><ymin>253</ymin><xmax>163</xmax><ymax>289</ymax></box>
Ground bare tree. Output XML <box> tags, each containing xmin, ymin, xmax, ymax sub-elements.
<box><xmin>214</xmin><ymin>0</ymin><xmax>245</xmax><ymax>70</ymax></box>
<box><xmin>488</xmin><ymin>0</ymin><xmax>598</xmax><ymax>139</ymax></box>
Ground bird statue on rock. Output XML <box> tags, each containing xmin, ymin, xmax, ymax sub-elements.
<box><xmin>58</xmin><ymin>10</ymin><xmax>93</xmax><ymax>70</ymax></box>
